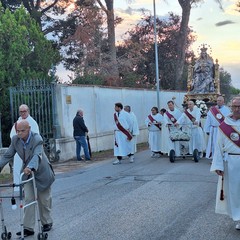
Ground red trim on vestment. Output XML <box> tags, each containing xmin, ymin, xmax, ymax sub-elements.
<box><xmin>114</xmin><ymin>113</ymin><xmax>132</xmax><ymax>141</ymax></box>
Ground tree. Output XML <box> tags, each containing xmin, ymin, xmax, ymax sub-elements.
<box><xmin>56</xmin><ymin>2</ymin><xmax>107</xmax><ymax>78</ymax></box>
<box><xmin>0</xmin><ymin>6</ymin><xmax>60</xmax><ymax>146</ymax></box>
<box><xmin>117</xmin><ymin>13</ymin><xmax>195</xmax><ymax>89</ymax></box>
<box><xmin>219</xmin><ymin>68</ymin><xmax>232</xmax><ymax>102</ymax></box>
<box><xmin>237</xmin><ymin>1</ymin><xmax>240</xmax><ymax>11</ymax></box>
<box><xmin>96</xmin><ymin>0</ymin><xmax>121</xmax><ymax>85</ymax></box>
<box><xmin>0</xmin><ymin>0</ymin><xmax>90</xmax><ymax>36</ymax></box>
<box><xmin>175</xmin><ymin>0</ymin><xmax>223</xmax><ymax>90</ymax></box>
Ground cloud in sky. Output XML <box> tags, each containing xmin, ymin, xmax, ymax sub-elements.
<box><xmin>215</xmin><ymin>20</ymin><xmax>235</xmax><ymax>26</ymax></box>
<box><xmin>117</xmin><ymin>7</ymin><xmax>150</xmax><ymax>16</ymax></box>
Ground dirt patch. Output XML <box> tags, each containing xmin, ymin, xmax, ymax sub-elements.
<box><xmin>52</xmin><ymin>142</ymin><xmax>149</xmax><ymax>174</ymax></box>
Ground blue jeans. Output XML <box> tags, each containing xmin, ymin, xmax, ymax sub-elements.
<box><xmin>74</xmin><ymin>136</ymin><xmax>90</xmax><ymax>160</ymax></box>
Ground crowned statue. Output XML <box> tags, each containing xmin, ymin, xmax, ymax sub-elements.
<box><xmin>191</xmin><ymin>45</ymin><xmax>215</xmax><ymax>93</ymax></box>
<box><xmin>185</xmin><ymin>44</ymin><xmax>220</xmax><ymax>105</ymax></box>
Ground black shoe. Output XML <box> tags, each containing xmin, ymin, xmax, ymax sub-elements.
<box><xmin>16</xmin><ymin>229</ymin><xmax>34</xmax><ymax>237</ymax></box>
<box><xmin>43</xmin><ymin>223</ymin><xmax>53</xmax><ymax>232</ymax></box>
<box><xmin>77</xmin><ymin>158</ymin><xmax>83</xmax><ymax>161</ymax></box>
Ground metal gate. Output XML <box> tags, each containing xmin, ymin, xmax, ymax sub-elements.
<box><xmin>9</xmin><ymin>79</ymin><xmax>60</xmax><ymax>162</ymax></box>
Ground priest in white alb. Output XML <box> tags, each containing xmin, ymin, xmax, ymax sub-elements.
<box><xmin>164</xmin><ymin>100</ymin><xmax>183</xmax><ymax>156</ymax></box>
<box><xmin>124</xmin><ymin>105</ymin><xmax>139</xmax><ymax>163</ymax></box>
<box><xmin>210</xmin><ymin>97</ymin><xmax>240</xmax><ymax>230</ymax></box>
<box><xmin>175</xmin><ymin>101</ymin><xmax>205</xmax><ymax>158</ymax></box>
<box><xmin>10</xmin><ymin>104</ymin><xmax>39</xmax><ymax>190</ymax></box>
<box><xmin>145</xmin><ymin>107</ymin><xmax>164</xmax><ymax>158</ymax></box>
<box><xmin>204</xmin><ymin>95</ymin><xmax>231</xmax><ymax>159</ymax></box>
<box><xmin>112</xmin><ymin>102</ymin><xmax>133</xmax><ymax>165</ymax></box>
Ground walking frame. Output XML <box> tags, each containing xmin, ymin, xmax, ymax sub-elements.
<box><xmin>0</xmin><ymin>172</ymin><xmax>48</xmax><ymax>240</ymax></box>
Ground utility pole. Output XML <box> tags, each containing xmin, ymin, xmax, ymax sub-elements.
<box><xmin>153</xmin><ymin>0</ymin><xmax>160</xmax><ymax>109</ymax></box>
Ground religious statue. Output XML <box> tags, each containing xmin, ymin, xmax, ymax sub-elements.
<box><xmin>184</xmin><ymin>44</ymin><xmax>221</xmax><ymax>105</ymax></box>
<box><xmin>190</xmin><ymin>45</ymin><xmax>215</xmax><ymax>94</ymax></box>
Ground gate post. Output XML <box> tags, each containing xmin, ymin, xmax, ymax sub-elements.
<box><xmin>51</xmin><ymin>82</ymin><xmax>61</xmax><ymax>139</ymax></box>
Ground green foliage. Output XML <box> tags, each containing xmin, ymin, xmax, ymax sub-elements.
<box><xmin>230</xmin><ymin>86</ymin><xmax>240</xmax><ymax>95</ymax></box>
<box><xmin>121</xmin><ymin>72</ymin><xmax>147</xmax><ymax>88</ymax></box>
<box><xmin>219</xmin><ymin>68</ymin><xmax>232</xmax><ymax>102</ymax></box>
<box><xmin>0</xmin><ymin>5</ymin><xmax>60</xmax><ymax>146</ymax></box>
<box><xmin>72</xmin><ymin>74</ymin><xmax>105</xmax><ymax>85</ymax></box>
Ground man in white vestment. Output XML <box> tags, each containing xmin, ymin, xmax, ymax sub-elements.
<box><xmin>145</xmin><ymin>107</ymin><xmax>164</xmax><ymax>158</ymax></box>
<box><xmin>204</xmin><ymin>96</ymin><xmax>231</xmax><ymax>159</ymax></box>
<box><xmin>124</xmin><ymin>105</ymin><xmax>139</xmax><ymax>163</ymax></box>
<box><xmin>175</xmin><ymin>101</ymin><xmax>205</xmax><ymax>157</ymax></box>
<box><xmin>164</xmin><ymin>100</ymin><xmax>183</xmax><ymax>156</ymax></box>
<box><xmin>159</xmin><ymin>108</ymin><xmax>168</xmax><ymax>155</ymax></box>
<box><xmin>10</xmin><ymin>104</ymin><xmax>39</xmax><ymax>190</ymax></box>
<box><xmin>113</xmin><ymin>103</ymin><xmax>133</xmax><ymax>165</ymax></box>
<box><xmin>210</xmin><ymin>97</ymin><xmax>240</xmax><ymax>230</ymax></box>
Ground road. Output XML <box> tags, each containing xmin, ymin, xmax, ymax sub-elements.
<box><xmin>1</xmin><ymin>150</ymin><xmax>240</xmax><ymax>240</ymax></box>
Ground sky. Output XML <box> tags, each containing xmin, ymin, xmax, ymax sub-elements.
<box><xmin>114</xmin><ymin>0</ymin><xmax>240</xmax><ymax>89</ymax></box>
<box><xmin>57</xmin><ymin>0</ymin><xmax>240</xmax><ymax>89</ymax></box>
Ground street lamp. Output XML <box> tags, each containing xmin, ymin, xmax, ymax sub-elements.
<box><xmin>153</xmin><ymin>0</ymin><xmax>160</xmax><ymax>109</ymax></box>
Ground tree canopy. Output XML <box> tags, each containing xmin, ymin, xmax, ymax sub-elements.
<box><xmin>0</xmin><ymin>5</ymin><xmax>60</xmax><ymax>146</ymax></box>
<box><xmin>116</xmin><ymin>13</ymin><xmax>196</xmax><ymax>89</ymax></box>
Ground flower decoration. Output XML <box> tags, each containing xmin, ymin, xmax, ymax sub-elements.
<box><xmin>196</xmin><ymin>100</ymin><xmax>208</xmax><ymax>117</ymax></box>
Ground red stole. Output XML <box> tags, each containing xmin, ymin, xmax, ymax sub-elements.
<box><xmin>210</xmin><ymin>106</ymin><xmax>224</xmax><ymax>124</ymax></box>
<box><xmin>184</xmin><ymin>110</ymin><xmax>196</xmax><ymax>123</ymax></box>
<box><xmin>114</xmin><ymin>113</ymin><xmax>132</xmax><ymax>141</ymax></box>
<box><xmin>165</xmin><ymin>111</ymin><xmax>177</xmax><ymax>124</ymax></box>
<box><xmin>148</xmin><ymin>114</ymin><xmax>161</xmax><ymax>130</ymax></box>
<box><xmin>219</xmin><ymin>121</ymin><xmax>240</xmax><ymax>148</ymax></box>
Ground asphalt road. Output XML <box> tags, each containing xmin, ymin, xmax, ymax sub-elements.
<box><xmin>1</xmin><ymin>150</ymin><xmax>240</xmax><ymax>240</ymax></box>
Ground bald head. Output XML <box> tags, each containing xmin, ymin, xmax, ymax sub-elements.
<box><xmin>16</xmin><ymin>120</ymin><xmax>31</xmax><ymax>141</ymax></box>
<box><xmin>18</xmin><ymin>120</ymin><xmax>30</xmax><ymax>129</ymax></box>
<box><xmin>187</xmin><ymin>101</ymin><xmax>195</xmax><ymax>111</ymax></box>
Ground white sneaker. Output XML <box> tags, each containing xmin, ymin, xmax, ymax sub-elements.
<box><xmin>236</xmin><ymin>223</ymin><xmax>240</xmax><ymax>230</ymax></box>
<box><xmin>113</xmin><ymin>159</ymin><xmax>121</xmax><ymax>165</ymax></box>
<box><xmin>129</xmin><ymin>156</ymin><xmax>134</xmax><ymax>163</ymax></box>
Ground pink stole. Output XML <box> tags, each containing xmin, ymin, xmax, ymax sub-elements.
<box><xmin>148</xmin><ymin>115</ymin><xmax>161</xmax><ymax>130</ymax></box>
<box><xmin>165</xmin><ymin>111</ymin><xmax>177</xmax><ymax>124</ymax></box>
<box><xmin>219</xmin><ymin>121</ymin><xmax>240</xmax><ymax>148</ymax></box>
<box><xmin>210</xmin><ymin>106</ymin><xmax>224</xmax><ymax>124</ymax></box>
<box><xmin>114</xmin><ymin>113</ymin><xmax>132</xmax><ymax>141</ymax></box>
<box><xmin>184</xmin><ymin>110</ymin><xmax>196</xmax><ymax>123</ymax></box>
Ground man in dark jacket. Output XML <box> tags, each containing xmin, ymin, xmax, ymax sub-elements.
<box><xmin>73</xmin><ymin>109</ymin><xmax>91</xmax><ymax>161</ymax></box>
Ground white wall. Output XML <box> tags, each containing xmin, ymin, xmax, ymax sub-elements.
<box><xmin>55</xmin><ymin>85</ymin><xmax>186</xmax><ymax>161</ymax></box>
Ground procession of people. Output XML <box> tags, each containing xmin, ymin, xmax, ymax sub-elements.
<box><xmin>1</xmin><ymin>94</ymin><xmax>240</xmax><ymax>237</ymax></box>
<box><xmin>111</xmin><ymin>96</ymin><xmax>232</xmax><ymax>165</ymax></box>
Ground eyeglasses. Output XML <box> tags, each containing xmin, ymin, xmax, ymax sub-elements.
<box><xmin>19</xmin><ymin>110</ymin><xmax>28</xmax><ymax>113</ymax></box>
